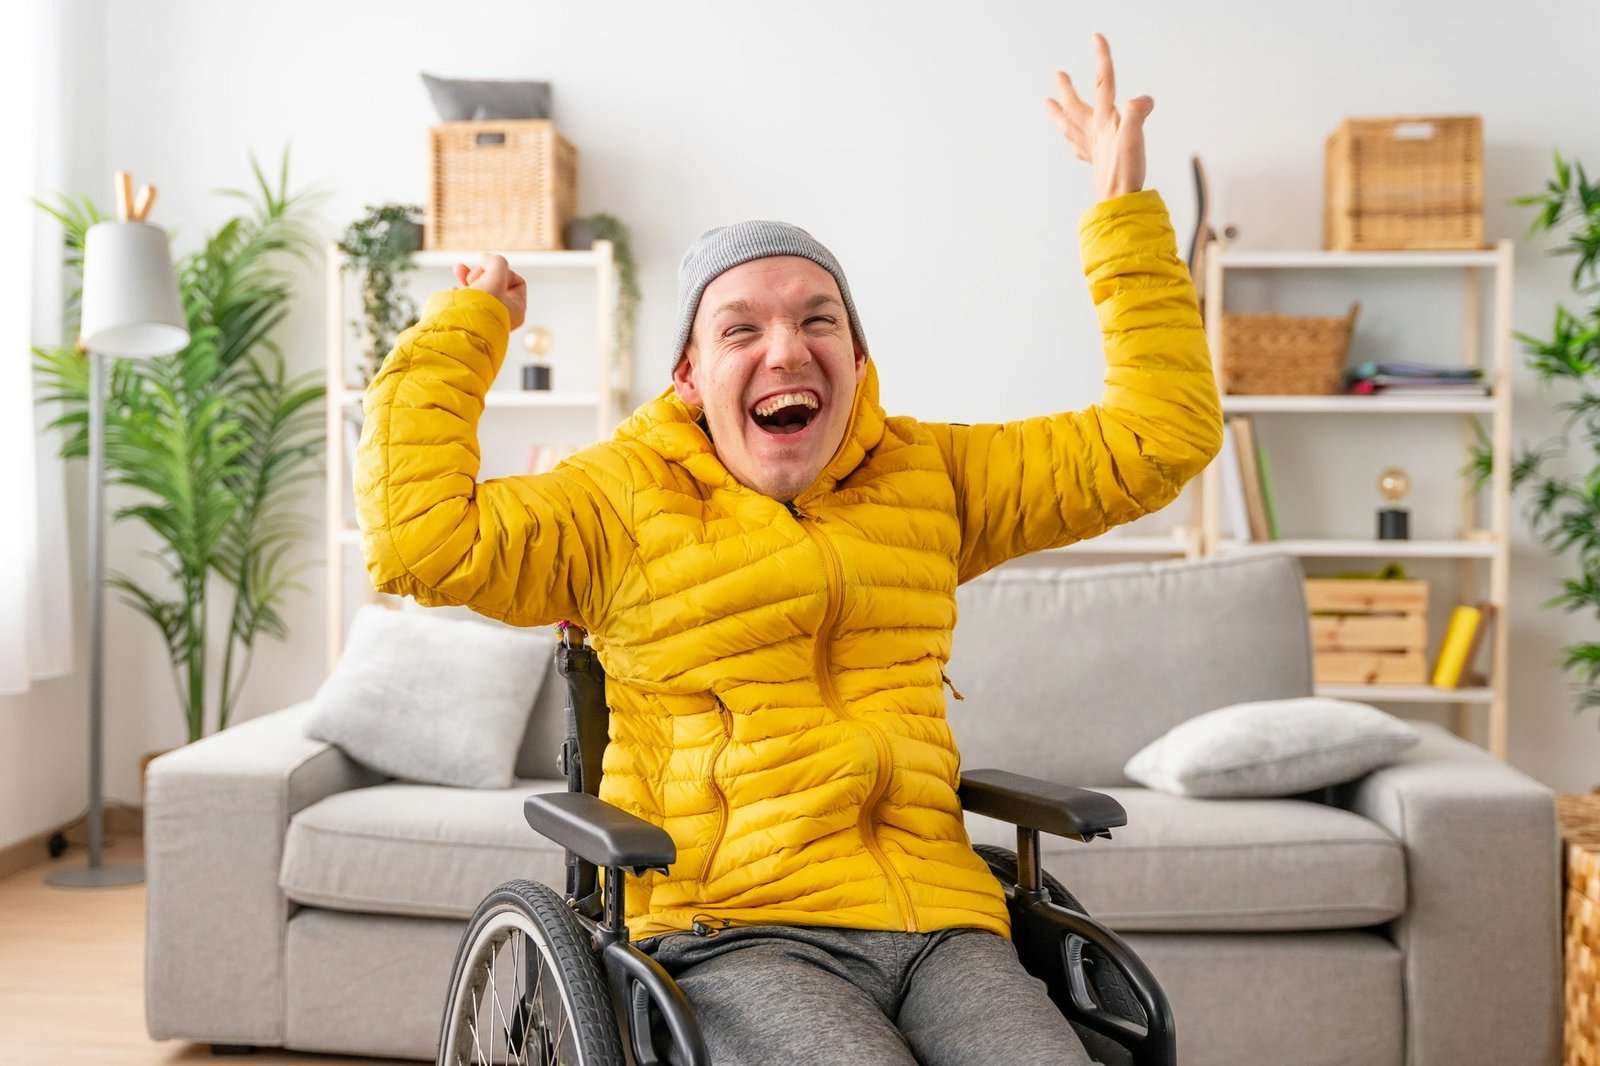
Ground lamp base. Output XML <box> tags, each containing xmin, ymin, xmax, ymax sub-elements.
<box><xmin>45</xmin><ymin>862</ymin><xmax>145</xmax><ymax>888</ymax></box>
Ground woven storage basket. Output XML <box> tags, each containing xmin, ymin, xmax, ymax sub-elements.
<box><xmin>1561</xmin><ymin>794</ymin><xmax>1600</xmax><ymax>1066</ymax></box>
<box><xmin>427</xmin><ymin>120</ymin><xmax>577</xmax><ymax>251</ymax></box>
<box><xmin>1325</xmin><ymin>115</ymin><xmax>1483</xmax><ymax>251</ymax></box>
<box><xmin>1220</xmin><ymin>302</ymin><xmax>1359</xmax><ymax>395</ymax></box>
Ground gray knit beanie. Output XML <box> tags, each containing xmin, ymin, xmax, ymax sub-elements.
<box><xmin>672</xmin><ymin>220</ymin><xmax>868</xmax><ymax>370</ymax></box>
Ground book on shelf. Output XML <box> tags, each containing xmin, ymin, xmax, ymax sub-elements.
<box><xmin>1344</xmin><ymin>360</ymin><xmax>1489</xmax><ymax>396</ymax></box>
<box><xmin>1430</xmin><ymin>601</ymin><xmax>1496</xmax><ymax>688</ymax></box>
<box><xmin>1226</xmin><ymin>416</ymin><xmax>1274</xmax><ymax>541</ymax></box>
<box><xmin>1217</xmin><ymin>422</ymin><xmax>1253</xmax><ymax>541</ymax></box>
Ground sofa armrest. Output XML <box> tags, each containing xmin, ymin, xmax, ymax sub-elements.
<box><xmin>1338</xmin><ymin>723</ymin><xmax>1561</xmax><ymax>1066</ymax></box>
<box><xmin>144</xmin><ymin>703</ymin><xmax>386</xmax><ymax>1046</ymax></box>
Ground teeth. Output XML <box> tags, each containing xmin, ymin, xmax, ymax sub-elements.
<box><xmin>752</xmin><ymin>392</ymin><xmax>819</xmax><ymax>418</ymax></box>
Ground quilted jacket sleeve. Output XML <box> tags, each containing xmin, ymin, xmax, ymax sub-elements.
<box><xmin>354</xmin><ymin>288</ymin><xmax>633</xmax><ymax>629</ymax></box>
<box><xmin>926</xmin><ymin>190</ymin><xmax>1222</xmax><ymax>583</ymax></box>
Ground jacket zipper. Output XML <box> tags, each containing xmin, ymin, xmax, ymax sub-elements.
<box><xmin>792</xmin><ymin>505</ymin><xmax>919</xmax><ymax>933</ymax></box>
<box><xmin>702</xmin><ymin>699</ymin><xmax>734</xmax><ymax>882</ymax></box>
<box><xmin>941</xmin><ymin>672</ymin><xmax>966</xmax><ymax>701</ymax></box>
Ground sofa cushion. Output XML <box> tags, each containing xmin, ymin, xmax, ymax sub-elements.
<box><xmin>1123</xmin><ymin>697</ymin><xmax>1420</xmax><ymax>798</ymax></box>
<box><xmin>948</xmin><ymin>554</ymin><xmax>1315</xmax><ymax>786</ymax></box>
<box><xmin>305</xmin><ymin>605</ymin><xmax>554</xmax><ymax>789</ymax></box>
<box><xmin>965</xmin><ymin>787</ymin><xmax>1404</xmax><ymax>931</ymax></box>
<box><xmin>281</xmin><ymin>779</ymin><xmax>568</xmax><ymax>919</ymax></box>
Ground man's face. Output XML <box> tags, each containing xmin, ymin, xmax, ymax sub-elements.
<box><xmin>673</xmin><ymin>256</ymin><xmax>866</xmax><ymax>502</ymax></box>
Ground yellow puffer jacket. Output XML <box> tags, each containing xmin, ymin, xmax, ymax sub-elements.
<box><xmin>356</xmin><ymin>189</ymin><xmax>1221</xmax><ymax>940</ymax></box>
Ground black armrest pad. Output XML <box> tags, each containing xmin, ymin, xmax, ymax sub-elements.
<box><xmin>958</xmin><ymin>769</ymin><xmax>1126</xmax><ymax>840</ymax></box>
<box><xmin>524</xmin><ymin>792</ymin><xmax>676</xmax><ymax>871</ymax></box>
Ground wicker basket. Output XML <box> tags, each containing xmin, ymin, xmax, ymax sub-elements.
<box><xmin>426</xmin><ymin>120</ymin><xmax>577</xmax><ymax>251</ymax></box>
<box><xmin>1220</xmin><ymin>303</ymin><xmax>1359</xmax><ymax>395</ymax></box>
<box><xmin>1324</xmin><ymin>115</ymin><xmax>1483</xmax><ymax>251</ymax></box>
<box><xmin>1560</xmin><ymin>794</ymin><xmax>1600</xmax><ymax>1066</ymax></box>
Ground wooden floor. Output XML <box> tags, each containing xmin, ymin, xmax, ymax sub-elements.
<box><xmin>0</xmin><ymin>835</ymin><xmax>410</xmax><ymax>1065</ymax></box>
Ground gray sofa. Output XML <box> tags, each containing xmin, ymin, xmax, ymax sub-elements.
<box><xmin>145</xmin><ymin>553</ymin><xmax>1562</xmax><ymax>1065</ymax></box>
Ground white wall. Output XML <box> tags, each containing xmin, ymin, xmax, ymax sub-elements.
<box><xmin>10</xmin><ymin>0</ymin><xmax>1600</xmax><ymax>849</ymax></box>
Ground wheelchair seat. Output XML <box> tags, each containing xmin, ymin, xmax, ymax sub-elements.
<box><xmin>437</xmin><ymin>626</ymin><xmax>1175</xmax><ymax>1066</ymax></box>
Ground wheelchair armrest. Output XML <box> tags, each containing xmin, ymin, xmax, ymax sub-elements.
<box><xmin>958</xmin><ymin>769</ymin><xmax>1126</xmax><ymax>841</ymax></box>
<box><xmin>525</xmin><ymin>792</ymin><xmax>677</xmax><ymax>873</ymax></box>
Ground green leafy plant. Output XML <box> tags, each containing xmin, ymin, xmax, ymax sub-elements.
<box><xmin>338</xmin><ymin>202</ymin><xmax>423</xmax><ymax>383</ymax></box>
<box><xmin>1486</xmin><ymin>152</ymin><xmax>1600</xmax><ymax>712</ymax></box>
<box><xmin>576</xmin><ymin>212</ymin><xmax>639</xmax><ymax>375</ymax></box>
<box><xmin>34</xmin><ymin>151</ymin><xmax>324</xmax><ymax>743</ymax></box>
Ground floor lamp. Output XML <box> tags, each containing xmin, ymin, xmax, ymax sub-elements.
<box><xmin>46</xmin><ymin>172</ymin><xmax>188</xmax><ymax>889</ymax></box>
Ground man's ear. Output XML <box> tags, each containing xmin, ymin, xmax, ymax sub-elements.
<box><xmin>672</xmin><ymin>344</ymin><xmax>703</xmax><ymax>407</ymax></box>
<box><xmin>853</xmin><ymin>340</ymin><xmax>868</xmax><ymax>381</ymax></box>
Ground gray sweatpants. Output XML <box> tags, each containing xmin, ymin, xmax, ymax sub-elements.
<box><xmin>645</xmin><ymin>924</ymin><xmax>1099</xmax><ymax>1065</ymax></box>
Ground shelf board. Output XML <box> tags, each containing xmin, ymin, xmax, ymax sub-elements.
<box><xmin>1045</xmin><ymin>535</ymin><xmax>1194</xmax><ymax>557</ymax></box>
<box><xmin>328</xmin><ymin>248</ymin><xmax>606</xmax><ymax>271</ymax></box>
<box><xmin>337</xmin><ymin>389</ymin><xmax>600</xmax><ymax>408</ymax></box>
<box><xmin>1216</xmin><ymin>248</ymin><xmax>1501</xmax><ymax>269</ymax></box>
<box><xmin>1216</xmin><ymin>539</ymin><xmax>1498</xmax><ymax>559</ymax></box>
<box><xmin>1316</xmin><ymin>684</ymin><xmax>1493</xmax><ymax>704</ymax></box>
<box><xmin>1222</xmin><ymin>394</ymin><xmax>1496</xmax><ymax>415</ymax></box>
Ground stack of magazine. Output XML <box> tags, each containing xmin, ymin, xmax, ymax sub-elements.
<box><xmin>1343</xmin><ymin>360</ymin><xmax>1489</xmax><ymax>397</ymax></box>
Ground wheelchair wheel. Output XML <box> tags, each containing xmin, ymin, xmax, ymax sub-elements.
<box><xmin>438</xmin><ymin>879</ymin><xmax>623</xmax><ymax>1066</ymax></box>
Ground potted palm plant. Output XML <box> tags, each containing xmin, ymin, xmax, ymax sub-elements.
<box><xmin>1497</xmin><ymin>152</ymin><xmax>1600</xmax><ymax>713</ymax></box>
<box><xmin>34</xmin><ymin>150</ymin><xmax>325</xmax><ymax>743</ymax></box>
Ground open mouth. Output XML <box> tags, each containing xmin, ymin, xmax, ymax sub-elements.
<box><xmin>749</xmin><ymin>391</ymin><xmax>820</xmax><ymax>436</ymax></box>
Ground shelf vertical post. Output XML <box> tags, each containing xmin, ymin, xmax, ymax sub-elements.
<box><xmin>1201</xmin><ymin>241</ymin><xmax>1226</xmax><ymax>555</ymax></box>
<box><xmin>325</xmin><ymin>243</ymin><xmax>346</xmax><ymax>672</ymax></box>
<box><xmin>1487</xmin><ymin>239</ymin><xmax>1515</xmax><ymax>759</ymax></box>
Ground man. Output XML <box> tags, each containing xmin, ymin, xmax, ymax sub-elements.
<box><xmin>357</xmin><ymin>33</ymin><xmax>1220</xmax><ymax>1066</ymax></box>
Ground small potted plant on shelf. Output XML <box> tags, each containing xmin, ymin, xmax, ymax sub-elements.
<box><xmin>565</xmin><ymin>212</ymin><xmax>639</xmax><ymax>382</ymax></box>
<box><xmin>339</xmin><ymin>202</ymin><xmax>424</xmax><ymax>384</ymax></box>
<box><xmin>1490</xmin><ymin>152</ymin><xmax>1600</xmax><ymax>713</ymax></box>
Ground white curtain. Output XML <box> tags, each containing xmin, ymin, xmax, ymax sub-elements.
<box><xmin>0</xmin><ymin>0</ymin><xmax>73</xmax><ymax>693</ymax></box>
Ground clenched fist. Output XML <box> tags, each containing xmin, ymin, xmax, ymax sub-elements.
<box><xmin>454</xmin><ymin>254</ymin><xmax>528</xmax><ymax>330</ymax></box>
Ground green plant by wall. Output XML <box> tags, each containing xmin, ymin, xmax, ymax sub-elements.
<box><xmin>1500</xmin><ymin>152</ymin><xmax>1600</xmax><ymax>712</ymax></box>
<box><xmin>580</xmin><ymin>212</ymin><xmax>639</xmax><ymax>376</ymax></box>
<box><xmin>34</xmin><ymin>151</ymin><xmax>324</xmax><ymax>743</ymax></box>
<box><xmin>339</xmin><ymin>202</ymin><xmax>423</xmax><ymax>383</ymax></box>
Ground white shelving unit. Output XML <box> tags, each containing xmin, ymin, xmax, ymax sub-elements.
<box><xmin>323</xmin><ymin>242</ymin><xmax>625</xmax><ymax>669</ymax></box>
<box><xmin>1199</xmin><ymin>240</ymin><xmax>1515</xmax><ymax>757</ymax></box>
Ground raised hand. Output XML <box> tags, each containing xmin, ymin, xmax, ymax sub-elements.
<box><xmin>453</xmin><ymin>254</ymin><xmax>528</xmax><ymax>330</ymax></box>
<box><xmin>1045</xmin><ymin>33</ymin><xmax>1152</xmax><ymax>203</ymax></box>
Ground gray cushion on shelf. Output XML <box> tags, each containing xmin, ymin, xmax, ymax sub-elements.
<box><xmin>421</xmin><ymin>72</ymin><xmax>551</xmax><ymax>121</ymax></box>
<box><xmin>1123</xmin><ymin>696</ymin><xmax>1420</xmax><ymax>798</ymax></box>
<box><xmin>306</xmin><ymin>604</ymin><xmax>552</xmax><ymax>788</ymax></box>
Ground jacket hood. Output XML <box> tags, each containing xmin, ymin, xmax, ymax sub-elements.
<box><xmin>615</xmin><ymin>359</ymin><xmax>888</xmax><ymax>502</ymax></box>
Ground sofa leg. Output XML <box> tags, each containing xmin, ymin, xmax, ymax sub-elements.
<box><xmin>209</xmin><ymin>1046</ymin><xmax>257</xmax><ymax>1056</ymax></box>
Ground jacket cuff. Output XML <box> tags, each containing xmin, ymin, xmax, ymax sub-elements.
<box><xmin>422</xmin><ymin>287</ymin><xmax>513</xmax><ymax>338</ymax></box>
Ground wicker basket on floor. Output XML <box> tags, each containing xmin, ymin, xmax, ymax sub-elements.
<box><xmin>1219</xmin><ymin>303</ymin><xmax>1360</xmax><ymax>395</ymax></box>
<box><xmin>1560</xmin><ymin>794</ymin><xmax>1600</xmax><ymax>1066</ymax></box>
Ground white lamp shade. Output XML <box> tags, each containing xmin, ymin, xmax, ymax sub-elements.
<box><xmin>80</xmin><ymin>220</ymin><xmax>189</xmax><ymax>358</ymax></box>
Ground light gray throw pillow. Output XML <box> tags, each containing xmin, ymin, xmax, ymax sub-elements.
<box><xmin>307</xmin><ymin>605</ymin><xmax>553</xmax><ymax>788</ymax></box>
<box><xmin>1123</xmin><ymin>697</ymin><xmax>1420</xmax><ymax>798</ymax></box>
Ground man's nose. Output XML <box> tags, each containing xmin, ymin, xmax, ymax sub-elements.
<box><xmin>764</xmin><ymin>324</ymin><xmax>811</xmax><ymax>372</ymax></box>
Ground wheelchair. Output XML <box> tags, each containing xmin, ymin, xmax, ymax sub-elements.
<box><xmin>436</xmin><ymin>626</ymin><xmax>1175</xmax><ymax>1066</ymax></box>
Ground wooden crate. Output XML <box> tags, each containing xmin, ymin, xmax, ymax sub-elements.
<box><xmin>1324</xmin><ymin>115</ymin><xmax>1483</xmax><ymax>251</ymax></box>
<box><xmin>426</xmin><ymin>120</ymin><xmax>577</xmax><ymax>251</ymax></box>
<box><xmin>1305</xmin><ymin>578</ymin><xmax>1428</xmax><ymax>685</ymax></box>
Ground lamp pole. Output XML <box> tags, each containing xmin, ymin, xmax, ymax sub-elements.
<box><xmin>46</xmin><ymin>172</ymin><xmax>186</xmax><ymax>888</ymax></box>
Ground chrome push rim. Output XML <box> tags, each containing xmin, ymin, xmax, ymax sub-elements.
<box><xmin>444</xmin><ymin>907</ymin><xmax>581</xmax><ymax>1066</ymax></box>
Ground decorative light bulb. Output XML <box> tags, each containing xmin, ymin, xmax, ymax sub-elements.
<box><xmin>1378</xmin><ymin>467</ymin><xmax>1411</xmax><ymax>505</ymax></box>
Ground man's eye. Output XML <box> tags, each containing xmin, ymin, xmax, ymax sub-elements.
<box><xmin>805</xmin><ymin>316</ymin><xmax>837</xmax><ymax>327</ymax></box>
<box><xmin>724</xmin><ymin>325</ymin><xmax>753</xmax><ymax>337</ymax></box>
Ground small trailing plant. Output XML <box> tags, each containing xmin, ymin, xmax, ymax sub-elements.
<box><xmin>1479</xmin><ymin>151</ymin><xmax>1600</xmax><ymax>712</ymax></box>
<box><xmin>577</xmin><ymin>212</ymin><xmax>639</xmax><ymax>375</ymax></box>
<box><xmin>339</xmin><ymin>202</ymin><xmax>423</xmax><ymax>383</ymax></box>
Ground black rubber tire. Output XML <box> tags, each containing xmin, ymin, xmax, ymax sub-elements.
<box><xmin>437</xmin><ymin>879</ymin><xmax>624</xmax><ymax>1066</ymax></box>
